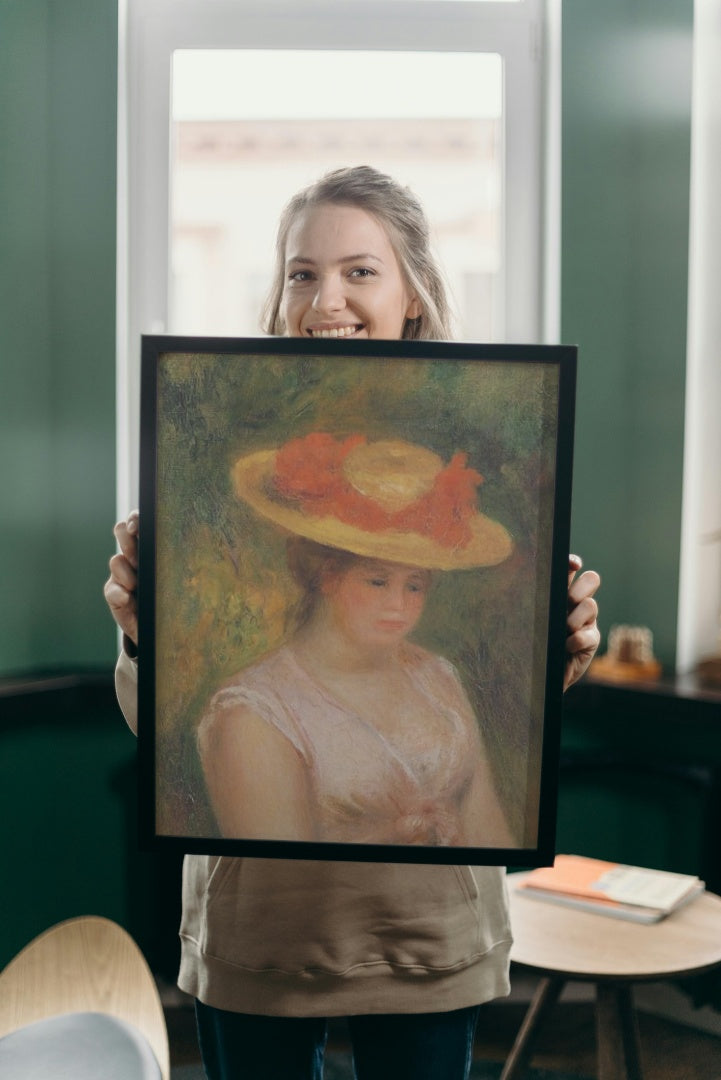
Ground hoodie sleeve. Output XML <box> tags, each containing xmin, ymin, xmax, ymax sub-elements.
<box><xmin>115</xmin><ymin>644</ymin><xmax>139</xmax><ymax>736</ymax></box>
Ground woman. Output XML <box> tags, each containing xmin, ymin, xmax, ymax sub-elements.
<box><xmin>199</xmin><ymin>432</ymin><xmax>516</xmax><ymax>848</ymax></box>
<box><xmin>106</xmin><ymin>166</ymin><xmax>601</xmax><ymax>1080</ymax></box>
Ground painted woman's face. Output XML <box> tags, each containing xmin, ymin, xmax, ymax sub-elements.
<box><xmin>322</xmin><ymin>559</ymin><xmax>430</xmax><ymax>650</ymax></box>
<box><xmin>281</xmin><ymin>203</ymin><xmax>421</xmax><ymax>341</ymax></box>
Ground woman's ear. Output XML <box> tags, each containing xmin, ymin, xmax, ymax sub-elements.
<box><xmin>406</xmin><ymin>296</ymin><xmax>423</xmax><ymax>320</ymax></box>
<box><xmin>319</xmin><ymin>567</ymin><xmax>338</xmax><ymax>596</ymax></box>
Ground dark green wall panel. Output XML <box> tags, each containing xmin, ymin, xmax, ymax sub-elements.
<box><xmin>562</xmin><ymin>0</ymin><xmax>693</xmax><ymax>668</ymax></box>
<box><xmin>1</xmin><ymin>3</ymin><xmax>55</xmax><ymax>669</ymax></box>
<box><xmin>0</xmin><ymin>699</ymin><xmax>133</xmax><ymax>965</ymax></box>
<box><xmin>0</xmin><ymin>0</ymin><xmax>118</xmax><ymax>674</ymax></box>
<box><xmin>0</xmin><ymin>683</ymin><xmax>183</xmax><ymax>975</ymax></box>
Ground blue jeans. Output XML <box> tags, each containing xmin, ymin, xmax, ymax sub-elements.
<box><xmin>195</xmin><ymin>1000</ymin><xmax>481</xmax><ymax>1080</ymax></box>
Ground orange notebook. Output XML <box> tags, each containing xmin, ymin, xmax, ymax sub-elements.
<box><xmin>516</xmin><ymin>855</ymin><xmax>704</xmax><ymax>923</ymax></box>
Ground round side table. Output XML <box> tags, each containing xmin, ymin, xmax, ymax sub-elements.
<box><xmin>502</xmin><ymin>872</ymin><xmax>721</xmax><ymax>1080</ymax></box>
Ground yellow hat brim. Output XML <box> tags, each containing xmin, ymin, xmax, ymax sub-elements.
<box><xmin>232</xmin><ymin>449</ymin><xmax>513</xmax><ymax>571</ymax></box>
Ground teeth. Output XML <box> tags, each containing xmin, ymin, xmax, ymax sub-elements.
<box><xmin>311</xmin><ymin>326</ymin><xmax>359</xmax><ymax>338</ymax></box>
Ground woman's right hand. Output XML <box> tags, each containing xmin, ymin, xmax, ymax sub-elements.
<box><xmin>103</xmin><ymin>510</ymin><xmax>139</xmax><ymax>647</ymax></box>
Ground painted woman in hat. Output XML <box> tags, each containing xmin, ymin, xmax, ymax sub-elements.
<box><xmin>198</xmin><ymin>432</ymin><xmax>517</xmax><ymax>847</ymax></box>
<box><xmin>105</xmin><ymin>166</ymin><xmax>600</xmax><ymax>1080</ymax></box>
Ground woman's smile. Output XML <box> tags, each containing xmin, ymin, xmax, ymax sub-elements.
<box><xmin>307</xmin><ymin>323</ymin><xmax>365</xmax><ymax>339</ymax></box>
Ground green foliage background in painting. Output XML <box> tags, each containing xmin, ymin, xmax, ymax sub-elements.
<box><xmin>153</xmin><ymin>351</ymin><xmax>560</xmax><ymax>846</ymax></box>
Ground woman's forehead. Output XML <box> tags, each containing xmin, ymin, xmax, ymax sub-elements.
<box><xmin>285</xmin><ymin>203</ymin><xmax>395</xmax><ymax>260</ymax></box>
<box><xmin>350</xmin><ymin>558</ymin><xmax>430</xmax><ymax>579</ymax></box>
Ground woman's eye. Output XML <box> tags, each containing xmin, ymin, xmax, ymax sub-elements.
<box><xmin>349</xmin><ymin>267</ymin><xmax>375</xmax><ymax>279</ymax></box>
<box><xmin>288</xmin><ymin>270</ymin><xmax>313</xmax><ymax>283</ymax></box>
<box><xmin>367</xmin><ymin>577</ymin><xmax>387</xmax><ymax>588</ymax></box>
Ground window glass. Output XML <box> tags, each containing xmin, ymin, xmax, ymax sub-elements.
<box><xmin>170</xmin><ymin>50</ymin><xmax>503</xmax><ymax>340</ymax></box>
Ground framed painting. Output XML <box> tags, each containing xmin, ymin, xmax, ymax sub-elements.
<box><xmin>138</xmin><ymin>336</ymin><xmax>576</xmax><ymax>865</ymax></box>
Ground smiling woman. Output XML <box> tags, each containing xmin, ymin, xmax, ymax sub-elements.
<box><xmin>109</xmin><ymin>122</ymin><xmax>596</xmax><ymax>1074</ymax></box>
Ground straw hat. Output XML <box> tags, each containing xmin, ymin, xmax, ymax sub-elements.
<box><xmin>232</xmin><ymin>433</ymin><xmax>512</xmax><ymax>571</ymax></box>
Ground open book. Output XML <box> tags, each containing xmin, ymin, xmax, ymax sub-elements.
<box><xmin>515</xmin><ymin>854</ymin><xmax>705</xmax><ymax>923</ymax></box>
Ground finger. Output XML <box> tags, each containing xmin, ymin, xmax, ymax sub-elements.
<box><xmin>103</xmin><ymin>580</ymin><xmax>139</xmax><ymax>642</ymax></box>
<box><xmin>566</xmin><ymin>623</ymin><xmax>601</xmax><ymax>657</ymax></box>
<box><xmin>108</xmin><ymin>552</ymin><xmax>138</xmax><ymax>592</ymax></box>
<box><xmin>103</xmin><ymin>577</ymin><xmax>132</xmax><ymax>613</ymax></box>
<box><xmin>568</xmin><ymin>569</ymin><xmax>601</xmax><ymax>607</ymax></box>
<box><xmin>113</xmin><ymin>518</ymin><xmax>139</xmax><ymax>567</ymax></box>
<box><xmin>566</xmin><ymin>594</ymin><xmax>599</xmax><ymax>634</ymax></box>
<box><xmin>567</xmin><ymin>554</ymin><xmax>584</xmax><ymax>591</ymax></box>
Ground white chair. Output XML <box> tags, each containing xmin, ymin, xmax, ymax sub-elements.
<box><xmin>0</xmin><ymin>915</ymin><xmax>170</xmax><ymax>1079</ymax></box>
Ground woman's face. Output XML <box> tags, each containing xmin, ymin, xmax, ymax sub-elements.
<box><xmin>281</xmin><ymin>203</ymin><xmax>421</xmax><ymax>340</ymax></box>
<box><xmin>322</xmin><ymin>559</ymin><xmax>430</xmax><ymax>650</ymax></box>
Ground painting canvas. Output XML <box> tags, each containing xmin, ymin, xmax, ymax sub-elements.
<box><xmin>138</xmin><ymin>336</ymin><xmax>576</xmax><ymax>865</ymax></box>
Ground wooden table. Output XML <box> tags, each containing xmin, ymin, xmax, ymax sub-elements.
<box><xmin>502</xmin><ymin>873</ymin><xmax>721</xmax><ymax>1080</ymax></box>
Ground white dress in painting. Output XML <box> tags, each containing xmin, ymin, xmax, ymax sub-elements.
<box><xmin>201</xmin><ymin>642</ymin><xmax>493</xmax><ymax>846</ymax></box>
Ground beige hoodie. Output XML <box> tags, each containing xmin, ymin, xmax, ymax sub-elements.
<box><xmin>116</xmin><ymin>650</ymin><xmax>512</xmax><ymax>1016</ymax></box>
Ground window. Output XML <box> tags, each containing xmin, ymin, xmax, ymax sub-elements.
<box><xmin>117</xmin><ymin>0</ymin><xmax>557</xmax><ymax>510</ymax></box>
<box><xmin>169</xmin><ymin>49</ymin><xmax>503</xmax><ymax>340</ymax></box>
<box><xmin>677</xmin><ymin>2</ymin><xmax>721</xmax><ymax>673</ymax></box>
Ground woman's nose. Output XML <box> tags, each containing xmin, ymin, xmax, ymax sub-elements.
<box><xmin>312</xmin><ymin>274</ymin><xmax>345</xmax><ymax>314</ymax></box>
<box><xmin>388</xmin><ymin>582</ymin><xmax>407</xmax><ymax>610</ymax></box>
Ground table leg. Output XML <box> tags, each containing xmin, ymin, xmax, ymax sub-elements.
<box><xmin>596</xmin><ymin>982</ymin><xmax>643</xmax><ymax>1080</ymax></box>
<box><xmin>499</xmin><ymin>976</ymin><xmax>565</xmax><ymax>1080</ymax></box>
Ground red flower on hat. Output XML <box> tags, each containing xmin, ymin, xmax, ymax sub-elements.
<box><xmin>274</xmin><ymin>432</ymin><xmax>364</xmax><ymax>500</ymax></box>
<box><xmin>395</xmin><ymin>452</ymin><xmax>484</xmax><ymax>548</ymax></box>
<box><xmin>272</xmin><ymin>433</ymin><xmax>483</xmax><ymax>550</ymax></box>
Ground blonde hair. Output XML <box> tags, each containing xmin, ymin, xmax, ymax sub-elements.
<box><xmin>262</xmin><ymin>166</ymin><xmax>454</xmax><ymax>341</ymax></box>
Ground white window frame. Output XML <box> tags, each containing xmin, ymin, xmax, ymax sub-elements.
<box><xmin>116</xmin><ymin>0</ymin><xmax>559</xmax><ymax>512</ymax></box>
<box><xmin>676</xmin><ymin>0</ymin><xmax>721</xmax><ymax>674</ymax></box>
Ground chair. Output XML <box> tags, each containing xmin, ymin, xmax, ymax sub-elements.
<box><xmin>0</xmin><ymin>915</ymin><xmax>170</xmax><ymax>1079</ymax></box>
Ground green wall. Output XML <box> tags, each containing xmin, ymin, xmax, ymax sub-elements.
<box><xmin>0</xmin><ymin>0</ymin><xmax>129</xmax><ymax>970</ymax></box>
<box><xmin>563</xmin><ymin>0</ymin><xmax>693</xmax><ymax>669</ymax></box>
<box><xmin>0</xmin><ymin>684</ymin><xmax>183</xmax><ymax>973</ymax></box>
<box><xmin>0</xmin><ymin>0</ymin><xmax>118</xmax><ymax>676</ymax></box>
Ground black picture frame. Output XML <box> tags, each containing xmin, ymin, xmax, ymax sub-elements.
<box><xmin>138</xmin><ymin>335</ymin><xmax>576</xmax><ymax>866</ymax></box>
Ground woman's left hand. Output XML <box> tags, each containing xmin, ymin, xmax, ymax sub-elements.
<box><xmin>564</xmin><ymin>554</ymin><xmax>601</xmax><ymax>691</ymax></box>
